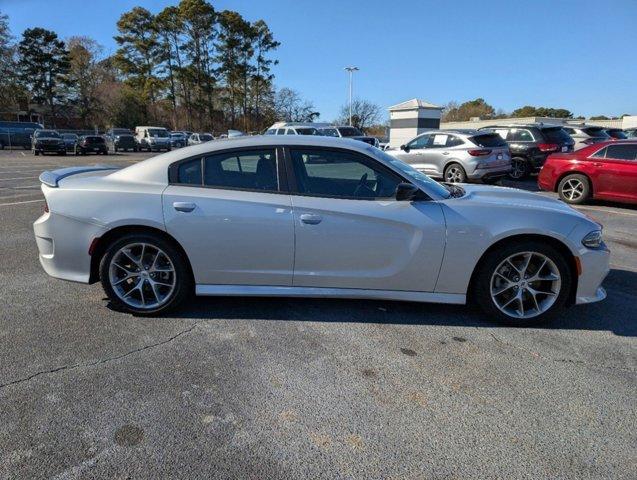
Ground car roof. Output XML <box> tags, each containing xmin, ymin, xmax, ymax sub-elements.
<box><xmin>111</xmin><ymin>135</ymin><xmax>379</xmax><ymax>185</ymax></box>
<box><xmin>479</xmin><ymin>123</ymin><xmax>564</xmax><ymax>130</ymax></box>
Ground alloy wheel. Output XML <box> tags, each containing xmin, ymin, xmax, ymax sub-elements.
<box><xmin>490</xmin><ymin>251</ymin><xmax>561</xmax><ymax>319</ymax></box>
<box><xmin>108</xmin><ymin>242</ymin><xmax>176</xmax><ymax>310</ymax></box>
<box><xmin>445</xmin><ymin>166</ymin><xmax>464</xmax><ymax>183</ymax></box>
<box><xmin>509</xmin><ymin>159</ymin><xmax>526</xmax><ymax>179</ymax></box>
<box><xmin>561</xmin><ymin>178</ymin><xmax>585</xmax><ymax>201</ymax></box>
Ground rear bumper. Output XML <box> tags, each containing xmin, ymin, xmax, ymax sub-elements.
<box><xmin>33</xmin><ymin>212</ymin><xmax>105</xmax><ymax>283</ymax></box>
<box><xmin>468</xmin><ymin>164</ymin><xmax>512</xmax><ymax>180</ymax></box>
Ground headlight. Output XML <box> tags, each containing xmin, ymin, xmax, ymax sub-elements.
<box><xmin>582</xmin><ymin>230</ymin><xmax>603</xmax><ymax>249</ymax></box>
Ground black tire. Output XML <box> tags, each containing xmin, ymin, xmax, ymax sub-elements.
<box><xmin>0</xmin><ymin>142</ymin><xmax>4</xmax><ymax>150</ymax></box>
<box><xmin>472</xmin><ymin>240</ymin><xmax>572</xmax><ymax>326</ymax></box>
<box><xmin>558</xmin><ymin>173</ymin><xmax>590</xmax><ymax>205</ymax></box>
<box><xmin>99</xmin><ymin>233</ymin><xmax>192</xmax><ymax>315</ymax></box>
<box><xmin>34</xmin><ymin>150</ymin><xmax>39</xmax><ymax>156</ymax></box>
<box><xmin>508</xmin><ymin>157</ymin><xmax>528</xmax><ymax>180</ymax></box>
<box><xmin>443</xmin><ymin>162</ymin><xmax>467</xmax><ymax>183</ymax></box>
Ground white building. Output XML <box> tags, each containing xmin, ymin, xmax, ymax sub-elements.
<box><xmin>388</xmin><ymin>99</ymin><xmax>443</xmax><ymax>148</ymax></box>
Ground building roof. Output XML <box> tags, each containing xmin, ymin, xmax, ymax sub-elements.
<box><xmin>388</xmin><ymin>98</ymin><xmax>443</xmax><ymax>111</ymax></box>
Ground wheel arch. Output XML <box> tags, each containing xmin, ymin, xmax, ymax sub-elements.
<box><xmin>88</xmin><ymin>225</ymin><xmax>194</xmax><ymax>284</ymax></box>
<box><xmin>467</xmin><ymin>233</ymin><xmax>579</xmax><ymax>306</ymax></box>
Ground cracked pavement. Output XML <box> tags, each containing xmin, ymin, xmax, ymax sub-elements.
<box><xmin>0</xmin><ymin>150</ymin><xmax>636</xmax><ymax>479</ymax></box>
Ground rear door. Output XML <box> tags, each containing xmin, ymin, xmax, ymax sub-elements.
<box><xmin>162</xmin><ymin>147</ymin><xmax>295</xmax><ymax>286</ymax></box>
<box><xmin>591</xmin><ymin>144</ymin><xmax>637</xmax><ymax>200</ymax></box>
<box><xmin>285</xmin><ymin>147</ymin><xmax>446</xmax><ymax>292</ymax></box>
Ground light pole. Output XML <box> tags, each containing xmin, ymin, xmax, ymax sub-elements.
<box><xmin>344</xmin><ymin>66</ymin><xmax>359</xmax><ymax>126</ymax></box>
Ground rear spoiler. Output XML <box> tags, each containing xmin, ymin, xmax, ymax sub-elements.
<box><xmin>39</xmin><ymin>165</ymin><xmax>119</xmax><ymax>188</ymax></box>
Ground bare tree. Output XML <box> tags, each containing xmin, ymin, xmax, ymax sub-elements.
<box><xmin>337</xmin><ymin>98</ymin><xmax>381</xmax><ymax>130</ymax></box>
<box><xmin>275</xmin><ymin>87</ymin><xmax>318</xmax><ymax>122</ymax></box>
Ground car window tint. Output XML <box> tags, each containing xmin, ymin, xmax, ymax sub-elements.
<box><xmin>290</xmin><ymin>148</ymin><xmax>401</xmax><ymax>199</ymax></box>
<box><xmin>590</xmin><ymin>147</ymin><xmax>607</xmax><ymax>159</ymax></box>
<box><xmin>471</xmin><ymin>133</ymin><xmax>508</xmax><ymax>148</ymax></box>
<box><xmin>604</xmin><ymin>144</ymin><xmax>637</xmax><ymax>161</ymax></box>
<box><xmin>177</xmin><ymin>159</ymin><xmax>202</xmax><ymax>185</ymax></box>
<box><xmin>509</xmin><ymin>129</ymin><xmax>534</xmax><ymax>142</ymax></box>
<box><xmin>204</xmin><ymin>149</ymin><xmax>278</xmax><ymax>191</ymax></box>
<box><xmin>408</xmin><ymin>135</ymin><xmax>429</xmax><ymax>149</ymax></box>
<box><xmin>276</xmin><ymin>129</ymin><xmax>285</xmax><ymax>135</ymax></box>
<box><xmin>445</xmin><ymin>135</ymin><xmax>464</xmax><ymax>147</ymax></box>
<box><xmin>494</xmin><ymin>129</ymin><xmax>509</xmax><ymax>140</ymax></box>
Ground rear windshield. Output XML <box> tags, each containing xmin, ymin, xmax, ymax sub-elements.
<box><xmin>583</xmin><ymin>127</ymin><xmax>610</xmax><ymax>138</ymax></box>
<box><xmin>542</xmin><ymin>127</ymin><xmax>572</xmax><ymax>143</ymax></box>
<box><xmin>470</xmin><ymin>133</ymin><xmax>508</xmax><ymax>148</ymax></box>
<box><xmin>338</xmin><ymin>127</ymin><xmax>364</xmax><ymax>137</ymax></box>
<box><xmin>295</xmin><ymin>128</ymin><xmax>319</xmax><ymax>135</ymax></box>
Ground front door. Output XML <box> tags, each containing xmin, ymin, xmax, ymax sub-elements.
<box><xmin>162</xmin><ymin>148</ymin><xmax>295</xmax><ymax>286</ymax></box>
<box><xmin>394</xmin><ymin>134</ymin><xmax>438</xmax><ymax>175</ymax></box>
<box><xmin>286</xmin><ymin>147</ymin><xmax>446</xmax><ymax>292</ymax></box>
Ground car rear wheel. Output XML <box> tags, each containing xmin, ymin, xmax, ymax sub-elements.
<box><xmin>558</xmin><ymin>174</ymin><xmax>590</xmax><ymax>204</ymax></box>
<box><xmin>473</xmin><ymin>241</ymin><xmax>572</xmax><ymax>326</ymax></box>
<box><xmin>508</xmin><ymin>157</ymin><xmax>528</xmax><ymax>180</ymax></box>
<box><xmin>100</xmin><ymin>233</ymin><xmax>192</xmax><ymax>315</ymax></box>
<box><xmin>444</xmin><ymin>163</ymin><xmax>467</xmax><ymax>183</ymax></box>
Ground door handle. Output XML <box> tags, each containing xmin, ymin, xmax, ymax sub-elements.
<box><xmin>173</xmin><ymin>202</ymin><xmax>196</xmax><ymax>212</ymax></box>
<box><xmin>593</xmin><ymin>162</ymin><xmax>603</xmax><ymax>167</ymax></box>
<box><xmin>300</xmin><ymin>213</ymin><xmax>322</xmax><ymax>225</ymax></box>
<box><xmin>442</xmin><ymin>151</ymin><xmax>450</xmax><ymax>155</ymax></box>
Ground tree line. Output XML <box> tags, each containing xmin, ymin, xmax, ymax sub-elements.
<box><xmin>0</xmin><ymin>1</ymin><xmax>322</xmax><ymax>133</ymax></box>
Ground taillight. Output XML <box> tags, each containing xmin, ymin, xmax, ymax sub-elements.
<box><xmin>44</xmin><ymin>199</ymin><xmax>49</xmax><ymax>213</ymax></box>
<box><xmin>538</xmin><ymin>143</ymin><xmax>559</xmax><ymax>152</ymax></box>
<box><xmin>468</xmin><ymin>149</ymin><xmax>491</xmax><ymax>156</ymax></box>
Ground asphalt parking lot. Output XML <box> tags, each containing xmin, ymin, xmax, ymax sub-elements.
<box><xmin>0</xmin><ymin>148</ymin><xmax>635</xmax><ymax>479</ymax></box>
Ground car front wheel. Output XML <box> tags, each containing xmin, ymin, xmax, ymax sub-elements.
<box><xmin>473</xmin><ymin>241</ymin><xmax>572</xmax><ymax>326</ymax></box>
<box><xmin>99</xmin><ymin>233</ymin><xmax>192</xmax><ymax>315</ymax></box>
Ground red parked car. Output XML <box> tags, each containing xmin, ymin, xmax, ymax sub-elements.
<box><xmin>538</xmin><ymin>141</ymin><xmax>637</xmax><ymax>205</ymax></box>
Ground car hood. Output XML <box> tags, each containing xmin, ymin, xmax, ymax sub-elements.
<box><xmin>36</xmin><ymin>136</ymin><xmax>62</xmax><ymax>141</ymax></box>
<box><xmin>457</xmin><ymin>184</ymin><xmax>589</xmax><ymax>219</ymax></box>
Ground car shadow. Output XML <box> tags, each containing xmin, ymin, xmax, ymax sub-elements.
<box><xmin>140</xmin><ymin>268</ymin><xmax>636</xmax><ymax>337</ymax></box>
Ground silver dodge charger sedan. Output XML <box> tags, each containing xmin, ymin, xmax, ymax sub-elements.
<box><xmin>33</xmin><ymin>136</ymin><xmax>609</xmax><ymax>325</ymax></box>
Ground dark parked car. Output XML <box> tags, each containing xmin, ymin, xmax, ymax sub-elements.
<box><xmin>0</xmin><ymin>121</ymin><xmax>43</xmax><ymax>150</ymax></box>
<box><xmin>318</xmin><ymin>125</ymin><xmax>380</xmax><ymax>147</ymax></box>
<box><xmin>105</xmin><ymin>128</ymin><xmax>137</xmax><ymax>152</ymax></box>
<box><xmin>61</xmin><ymin>133</ymin><xmax>79</xmax><ymax>151</ymax></box>
<box><xmin>604</xmin><ymin>128</ymin><xmax>628</xmax><ymax>140</ymax></box>
<box><xmin>32</xmin><ymin>129</ymin><xmax>66</xmax><ymax>156</ymax></box>
<box><xmin>76</xmin><ymin>135</ymin><xmax>108</xmax><ymax>155</ymax></box>
<box><xmin>170</xmin><ymin>132</ymin><xmax>188</xmax><ymax>148</ymax></box>
<box><xmin>478</xmin><ymin>124</ymin><xmax>574</xmax><ymax>179</ymax></box>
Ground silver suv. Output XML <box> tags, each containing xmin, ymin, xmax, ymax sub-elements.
<box><xmin>561</xmin><ymin>125</ymin><xmax>610</xmax><ymax>150</ymax></box>
<box><xmin>387</xmin><ymin>130</ymin><xmax>511</xmax><ymax>183</ymax></box>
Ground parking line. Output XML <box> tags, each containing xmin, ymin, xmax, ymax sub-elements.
<box><xmin>0</xmin><ymin>198</ymin><xmax>43</xmax><ymax>207</ymax></box>
<box><xmin>0</xmin><ymin>176</ymin><xmax>39</xmax><ymax>181</ymax></box>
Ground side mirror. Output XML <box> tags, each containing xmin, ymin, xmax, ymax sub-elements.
<box><xmin>400</xmin><ymin>144</ymin><xmax>409</xmax><ymax>152</ymax></box>
<box><xmin>395</xmin><ymin>182</ymin><xmax>423</xmax><ymax>201</ymax></box>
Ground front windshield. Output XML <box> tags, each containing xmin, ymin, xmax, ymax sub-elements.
<box><xmin>338</xmin><ymin>126</ymin><xmax>363</xmax><ymax>137</ymax></box>
<box><xmin>35</xmin><ymin>130</ymin><xmax>60</xmax><ymax>138</ymax></box>
<box><xmin>62</xmin><ymin>134</ymin><xmax>77</xmax><ymax>139</ymax></box>
<box><xmin>370</xmin><ymin>147</ymin><xmax>451</xmax><ymax>199</ymax></box>
<box><xmin>148</xmin><ymin>128</ymin><xmax>169</xmax><ymax>138</ymax></box>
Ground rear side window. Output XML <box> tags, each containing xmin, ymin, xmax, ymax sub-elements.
<box><xmin>177</xmin><ymin>159</ymin><xmax>203</xmax><ymax>185</ymax></box>
<box><xmin>471</xmin><ymin>133</ymin><xmax>508</xmax><ymax>148</ymax></box>
<box><xmin>204</xmin><ymin>149</ymin><xmax>278</xmax><ymax>191</ymax></box>
<box><xmin>541</xmin><ymin>127</ymin><xmax>572</xmax><ymax>143</ymax></box>
<box><xmin>604</xmin><ymin>144</ymin><xmax>637</xmax><ymax>160</ymax></box>
<box><xmin>445</xmin><ymin>135</ymin><xmax>464</xmax><ymax>147</ymax></box>
<box><xmin>508</xmin><ymin>129</ymin><xmax>534</xmax><ymax>142</ymax></box>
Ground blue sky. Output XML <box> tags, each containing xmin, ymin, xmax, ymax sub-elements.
<box><xmin>2</xmin><ymin>0</ymin><xmax>636</xmax><ymax>121</ymax></box>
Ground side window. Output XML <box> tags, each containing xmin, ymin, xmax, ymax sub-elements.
<box><xmin>204</xmin><ymin>149</ymin><xmax>278</xmax><ymax>191</ymax></box>
<box><xmin>430</xmin><ymin>134</ymin><xmax>448</xmax><ymax>148</ymax></box>
<box><xmin>590</xmin><ymin>147</ymin><xmax>607</xmax><ymax>158</ymax></box>
<box><xmin>445</xmin><ymin>135</ymin><xmax>464</xmax><ymax>147</ymax></box>
<box><xmin>407</xmin><ymin>134</ymin><xmax>430</xmax><ymax>150</ymax></box>
<box><xmin>276</xmin><ymin>129</ymin><xmax>285</xmax><ymax>135</ymax></box>
<box><xmin>177</xmin><ymin>158</ymin><xmax>203</xmax><ymax>185</ymax></box>
<box><xmin>290</xmin><ymin>148</ymin><xmax>402</xmax><ymax>199</ymax></box>
<box><xmin>604</xmin><ymin>144</ymin><xmax>637</xmax><ymax>161</ymax></box>
<box><xmin>509</xmin><ymin>129</ymin><xmax>534</xmax><ymax>142</ymax></box>
<box><xmin>494</xmin><ymin>129</ymin><xmax>509</xmax><ymax>140</ymax></box>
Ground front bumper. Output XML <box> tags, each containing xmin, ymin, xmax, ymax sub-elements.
<box><xmin>34</xmin><ymin>211</ymin><xmax>105</xmax><ymax>283</ymax></box>
<box><xmin>35</xmin><ymin>144</ymin><xmax>66</xmax><ymax>153</ymax></box>
<box><xmin>575</xmin><ymin>244</ymin><xmax>610</xmax><ymax>305</ymax></box>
